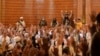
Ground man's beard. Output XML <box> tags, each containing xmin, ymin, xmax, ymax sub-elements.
<box><xmin>20</xmin><ymin>20</ymin><xmax>23</xmax><ymax>21</ymax></box>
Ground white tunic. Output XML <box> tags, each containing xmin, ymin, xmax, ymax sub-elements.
<box><xmin>50</xmin><ymin>39</ymin><xmax>55</xmax><ymax>47</ymax></box>
<box><xmin>0</xmin><ymin>35</ymin><xmax>3</xmax><ymax>45</ymax></box>
<box><xmin>63</xmin><ymin>38</ymin><xmax>67</xmax><ymax>48</ymax></box>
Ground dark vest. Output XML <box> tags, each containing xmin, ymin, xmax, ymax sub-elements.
<box><xmin>91</xmin><ymin>31</ymin><xmax>100</xmax><ymax>56</ymax></box>
<box><xmin>63</xmin><ymin>16</ymin><xmax>70</xmax><ymax>25</ymax></box>
<box><xmin>52</xmin><ymin>20</ymin><xmax>57</xmax><ymax>27</ymax></box>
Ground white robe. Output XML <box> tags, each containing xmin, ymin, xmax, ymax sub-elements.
<box><xmin>0</xmin><ymin>35</ymin><xmax>3</xmax><ymax>45</ymax></box>
<box><xmin>58</xmin><ymin>45</ymin><xmax>62</xmax><ymax>56</ymax></box>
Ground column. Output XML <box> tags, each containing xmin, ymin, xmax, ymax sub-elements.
<box><xmin>2</xmin><ymin>0</ymin><xmax>5</xmax><ymax>24</ymax></box>
<box><xmin>0</xmin><ymin>0</ymin><xmax>1</xmax><ymax>22</ymax></box>
<box><xmin>77</xmin><ymin>0</ymin><xmax>83</xmax><ymax>19</ymax></box>
<box><xmin>86</xmin><ymin>0</ymin><xmax>91</xmax><ymax>24</ymax></box>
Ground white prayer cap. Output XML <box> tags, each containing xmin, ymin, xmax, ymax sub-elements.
<box><xmin>42</xmin><ymin>17</ymin><xmax>45</xmax><ymax>20</ymax></box>
<box><xmin>79</xmin><ymin>33</ymin><xmax>83</xmax><ymax>38</ymax></box>
<box><xmin>14</xmin><ymin>36</ymin><xmax>21</xmax><ymax>42</ymax></box>
<box><xmin>20</xmin><ymin>16</ymin><xmax>24</xmax><ymax>19</ymax></box>
<box><xmin>24</xmin><ymin>33</ymin><xmax>29</xmax><ymax>37</ymax></box>
<box><xmin>8</xmin><ymin>44</ymin><xmax>14</xmax><ymax>50</ymax></box>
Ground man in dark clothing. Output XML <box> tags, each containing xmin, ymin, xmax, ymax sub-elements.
<box><xmin>39</xmin><ymin>17</ymin><xmax>47</xmax><ymax>27</ymax></box>
<box><xmin>91</xmin><ymin>13</ymin><xmax>100</xmax><ymax>56</ymax></box>
<box><xmin>51</xmin><ymin>18</ymin><xmax>58</xmax><ymax>27</ymax></box>
<box><xmin>63</xmin><ymin>13</ymin><xmax>70</xmax><ymax>25</ymax></box>
<box><xmin>90</xmin><ymin>11</ymin><xmax>97</xmax><ymax>36</ymax></box>
<box><xmin>61</xmin><ymin>10</ymin><xmax>70</xmax><ymax>26</ymax></box>
<box><xmin>90</xmin><ymin>23</ymin><xmax>96</xmax><ymax>36</ymax></box>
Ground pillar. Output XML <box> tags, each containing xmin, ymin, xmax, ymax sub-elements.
<box><xmin>77</xmin><ymin>0</ymin><xmax>83</xmax><ymax>19</ymax></box>
<box><xmin>86</xmin><ymin>0</ymin><xmax>91</xmax><ymax>24</ymax></box>
<box><xmin>0</xmin><ymin>0</ymin><xmax>1</xmax><ymax>22</ymax></box>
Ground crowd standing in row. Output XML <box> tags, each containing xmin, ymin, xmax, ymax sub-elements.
<box><xmin>0</xmin><ymin>10</ymin><xmax>99</xmax><ymax>56</ymax></box>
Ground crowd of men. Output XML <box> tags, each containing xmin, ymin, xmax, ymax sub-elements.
<box><xmin>0</xmin><ymin>10</ymin><xmax>100</xmax><ymax>56</ymax></box>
